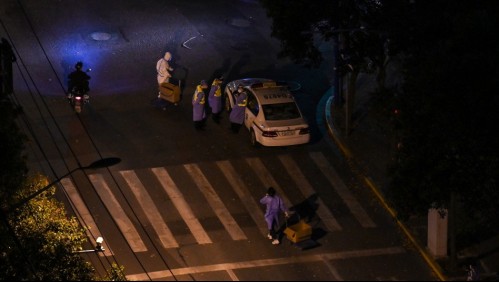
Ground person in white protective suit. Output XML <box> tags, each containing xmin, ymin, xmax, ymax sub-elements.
<box><xmin>156</xmin><ymin>51</ymin><xmax>174</xmax><ymax>97</ymax></box>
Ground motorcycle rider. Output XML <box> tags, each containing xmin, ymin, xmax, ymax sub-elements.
<box><xmin>68</xmin><ymin>61</ymin><xmax>90</xmax><ymax>102</ymax></box>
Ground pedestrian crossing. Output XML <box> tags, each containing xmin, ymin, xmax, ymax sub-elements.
<box><xmin>90</xmin><ymin>173</ymin><xmax>148</xmax><ymax>252</ymax></box>
<box><xmin>278</xmin><ymin>154</ymin><xmax>342</xmax><ymax>231</ymax></box>
<box><xmin>62</xmin><ymin>151</ymin><xmax>376</xmax><ymax>255</ymax></box>
<box><xmin>120</xmin><ymin>170</ymin><xmax>179</xmax><ymax>249</ymax></box>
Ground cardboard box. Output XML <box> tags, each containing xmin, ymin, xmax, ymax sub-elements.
<box><xmin>159</xmin><ymin>81</ymin><xmax>180</xmax><ymax>104</ymax></box>
<box><xmin>284</xmin><ymin>220</ymin><xmax>312</xmax><ymax>243</ymax></box>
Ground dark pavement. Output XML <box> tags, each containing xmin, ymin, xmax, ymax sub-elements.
<box><xmin>323</xmin><ymin>69</ymin><xmax>499</xmax><ymax>281</ymax></box>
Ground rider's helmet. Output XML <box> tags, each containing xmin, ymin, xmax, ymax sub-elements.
<box><xmin>75</xmin><ymin>61</ymin><xmax>83</xmax><ymax>70</ymax></box>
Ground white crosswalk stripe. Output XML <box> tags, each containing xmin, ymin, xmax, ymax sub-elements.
<box><xmin>61</xmin><ymin>178</ymin><xmax>114</xmax><ymax>257</ymax></box>
<box><xmin>88</xmin><ymin>174</ymin><xmax>148</xmax><ymax>252</ymax></box>
<box><xmin>310</xmin><ymin>152</ymin><xmax>376</xmax><ymax>228</ymax></box>
<box><xmin>184</xmin><ymin>163</ymin><xmax>247</xmax><ymax>241</ymax></box>
<box><xmin>216</xmin><ymin>160</ymin><xmax>269</xmax><ymax>236</ymax></box>
<box><xmin>119</xmin><ymin>170</ymin><xmax>179</xmax><ymax>248</ymax></box>
<box><xmin>65</xmin><ymin>152</ymin><xmax>377</xmax><ymax>252</ymax></box>
<box><xmin>245</xmin><ymin>157</ymin><xmax>293</xmax><ymax>210</ymax></box>
<box><xmin>151</xmin><ymin>167</ymin><xmax>212</xmax><ymax>245</ymax></box>
<box><xmin>278</xmin><ymin>154</ymin><xmax>342</xmax><ymax>232</ymax></box>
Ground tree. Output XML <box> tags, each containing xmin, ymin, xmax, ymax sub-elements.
<box><xmin>386</xmin><ymin>0</ymin><xmax>499</xmax><ymax>249</ymax></box>
<box><xmin>1</xmin><ymin>173</ymin><xmax>129</xmax><ymax>281</ymax></box>
<box><xmin>1</xmin><ymin>174</ymin><xmax>96</xmax><ymax>280</ymax></box>
<box><xmin>103</xmin><ymin>263</ymin><xmax>128</xmax><ymax>281</ymax></box>
<box><xmin>258</xmin><ymin>0</ymin><xmax>395</xmax><ymax>134</ymax></box>
<box><xmin>0</xmin><ymin>84</ymin><xmax>27</xmax><ymax>210</ymax></box>
<box><xmin>1</xmin><ymin>38</ymin><xmax>16</xmax><ymax>95</ymax></box>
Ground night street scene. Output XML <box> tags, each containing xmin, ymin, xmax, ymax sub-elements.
<box><xmin>1</xmin><ymin>0</ymin><xmax>498</xmax><ymax>281</ymax></box>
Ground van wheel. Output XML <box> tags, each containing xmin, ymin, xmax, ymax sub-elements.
<box><xmin>250</xmin><ymin>129</ymin><xmax>259</xmax><ymax>147</ymax></box>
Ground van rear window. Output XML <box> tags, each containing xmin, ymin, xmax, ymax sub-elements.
<box><xmin>262</xmin><ymin>102</ymin><xmax>301</xmax><ymax>120</ymax></box>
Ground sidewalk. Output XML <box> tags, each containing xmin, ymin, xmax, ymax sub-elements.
<box><xmin>322</xmin><ymin>72</ymin><xmax>499</xmax><ymax>281</ymax></box>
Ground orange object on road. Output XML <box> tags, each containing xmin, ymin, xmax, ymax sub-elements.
<box><xmin>159</xmin><ymin>80</ymin><xmax>181</xmax><ymax>104</ymax></box>
<box><xmin>284</xmin><ymin>219</ymin><xmax>312</xmax><ymax>244</ymax></box>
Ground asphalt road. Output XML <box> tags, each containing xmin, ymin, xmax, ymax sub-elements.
<box><xmin>1</xmin><ymin>0</ymin><xmax>438</xmax><ymax>280</ymax></box>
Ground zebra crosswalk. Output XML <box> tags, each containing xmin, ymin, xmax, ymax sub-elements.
<box><xmin>120</xmin><ymin>170</ymin><xmax>179</xmax><ymax>249</ymax></box>
<box><xmin>62</xmin><ymin>151</ymin><xmax>376</xmax><ymax>255</ymax></box>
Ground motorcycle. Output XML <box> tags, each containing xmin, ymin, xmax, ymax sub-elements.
<box><xmin>67</xmin><ymin>89</ymin><xmax>89</xmax><ymax>114</ymax></box>
<box><xmin>67</xmin><ymin>63</ymin><xmax>91</xmax><ymax>113</ymax></box>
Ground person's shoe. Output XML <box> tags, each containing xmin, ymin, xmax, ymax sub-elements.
<box><xmin>267</xmin><ymin>234</ymin><xmax>273</xmax><ymax>240</ymax></box>
<box><xmin>272</xmin><ymin>239</ymin><xmax>280</xmax><ymax>245</ymax></box>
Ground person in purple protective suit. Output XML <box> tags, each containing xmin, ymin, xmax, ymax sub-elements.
<box><xmin>229</xmin><ymin>85</ymin><xmax>247</xmax><ymax>133</ymax></box>
<box><xmin>192</xmin><ymin>80</ymin><xmax>208</xmax><ymax>131</ymax></box>
<box><xmin>208</xmin><ymin>76</ymin><xmax>224</xmax><ymax>124</ymax></box>
<box><xmin>259</xmin><ymin>186</ymin><xmax>289</xmax><ymax>245</ymax></box>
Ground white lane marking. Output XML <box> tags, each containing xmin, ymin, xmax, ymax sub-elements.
<box><xmin>216</xmin><ymin>160</ymin><xmax>268</xmax><ymax>236</ymax></box>
<box><xmin>61</xmin><ymin>178</ymin><xmax>114</xmax><ymax>257</ymax></box>
<box><xmin>310</xmin><ymin>152</ymin><xmax>376</xmax><ymax>228</ymax></box>
<box><xmin>278</xmin><ymin>154</ymin><xmax>342</xmax><ymax>231</ymax></box>
<box><xmin>320</xmin><ymin>254</ymin><xmax>343</xmax><ymax>281</ymax></box>
<box><xmin>88</xmin><ymin>174</ymin><xmax>147</xmax><ymax>252</ymax></box>
<box><xmin>126</xmin><ymin>246</ymin><xmax>406</xmax><ymax>280</ymax></box>
<box><xmin>184</xmin><ymin>164</ymin><xmax>247</xmax><ymax>241</ymax></box>
<box><xmin>120</xmin><ymin>170</ymin><xmax>179</xmax><ymax>249</ymax></box>
<box><xmin>151</xmin><ymin>167</ymin><xmax>212</xmax><ymax>244</ymax></box>
<box><xmin>226</xmin><ymin>269</ymin><xmax>240</xmax><ymax>281</ymax></box>
<box><xmin>245</xmin><ymin>157</ymin><xmax>293</xmax><ymax>210</ymax></box>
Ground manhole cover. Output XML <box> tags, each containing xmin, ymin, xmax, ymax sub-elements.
<box><xmin>90</xmin><ymin>32</ymin><xmax>112</xmax><ymax>41</ymax></box>
<box><xmin>228</xmin><ymin>18</ymin><xmax>251</xmax><ymax>28</ymax></box>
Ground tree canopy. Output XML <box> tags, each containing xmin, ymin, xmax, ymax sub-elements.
<box><xmin>1</xmin><ymin>173</ymin><xmax>128</xmax><ymax>280</ymax></box>
<box><xmin>1</xmin><ymin>174</ymin><xmax>96</xmax><ymax>280</ymax></box>
<box><xmin>0</xmin><ymin>93</ymin><xmax>27</xmax><ymax>208</ymax></box>
<box><xmin>386</xmin><ymin>0</ymin><xmax>499</xmax><ymax>245</ymax></box>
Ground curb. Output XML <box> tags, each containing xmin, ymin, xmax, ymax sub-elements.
<box><xmin>324</xmin><ymin>93</ymin><xmax>447</xmax><ymax>281</ymax></box>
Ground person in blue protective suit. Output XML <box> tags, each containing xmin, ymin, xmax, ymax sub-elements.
<box><xmin>229</xmin><ymin>84</ymin><xmax>247</xmax><ymax>133</ymax></box>
<box><xmin>192</xmin><ymin>80</ymin><xmax>208</xmax><ymax>131</ymax></box>
<box><xmin>208</xmin><ymin>76</ymin><xmax>224</xmax><ymax>124</ymax></box>
<box><xmin>260</xmin><ymin>187</ymin><xmax>289</xmax><ymax>245</ymax></box>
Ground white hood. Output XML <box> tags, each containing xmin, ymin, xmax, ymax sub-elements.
<box><xmin>164</xmin><ymin>52</ymin><xmax>172</xmax><ymax>61</ymax></box>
